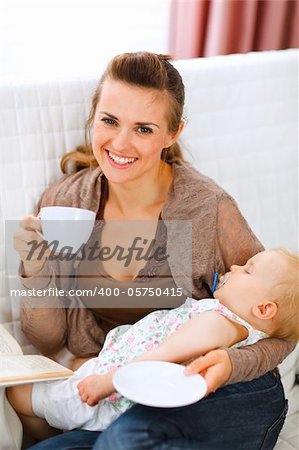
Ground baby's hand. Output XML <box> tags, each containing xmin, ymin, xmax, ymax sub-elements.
<box><xmin>77</xmin><ymin>373</ymin><xmax>115</xmax><ymax>406</ymax></box>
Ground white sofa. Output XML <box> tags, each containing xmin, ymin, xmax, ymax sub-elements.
<box><xmin>0</xmin><ymin>49</ymin><xmax>298</xmax><ymax>449</ymax></box>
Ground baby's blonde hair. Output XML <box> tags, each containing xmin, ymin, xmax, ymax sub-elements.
<box><xmin>270</xmin><ymin>248</ymin><xmax>299</xmax><ymax>341</ymax></box>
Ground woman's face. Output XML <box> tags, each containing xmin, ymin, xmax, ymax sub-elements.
<box><xmin>92</xmin><ymin>79</ymin><xmax>179</xmax><ymax>185</ymax></box>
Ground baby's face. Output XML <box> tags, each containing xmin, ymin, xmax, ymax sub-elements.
<box><xmin>215</xmin><ymin>250</ymin><xmax>288</xmax><ymax>309</ymax></box>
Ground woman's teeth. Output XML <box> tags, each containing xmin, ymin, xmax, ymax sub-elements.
<box><xmin>108</xmin><ymin>151</ymin><xmax>137</xmax><ymax>165</ymax></box>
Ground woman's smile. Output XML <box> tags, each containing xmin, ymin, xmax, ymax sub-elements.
<box><xmin>106</xmin><ymin>150</ymin><xmax>138</xmax><ymax>169</ymax></box>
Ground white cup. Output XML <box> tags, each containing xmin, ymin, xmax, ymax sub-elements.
<box><xmin>40</xmin><ymin>206</ymin><xmax>96</xmax><ymax>253</ymax></box>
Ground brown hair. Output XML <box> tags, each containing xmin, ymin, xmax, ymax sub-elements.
<box><xmin>61</xmin><ymin>52</ymin><xmax>185</xmax><ymax>174</ymax></box>
<box><xmin>270</xmin><ymin>248</ymin><xmax>299</xmax><ymax>341</ymax></box>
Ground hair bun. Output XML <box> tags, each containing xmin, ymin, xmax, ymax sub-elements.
<box><xmin>157</xmin><ymin>54</ymin><xmax>174</xmax><ymax>62</ymax></box>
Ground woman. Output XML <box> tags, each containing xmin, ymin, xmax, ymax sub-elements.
<box><xmin>15</xmin><ymin>52</ymin><xmax>293</xmax><ymax>449</ymax></box>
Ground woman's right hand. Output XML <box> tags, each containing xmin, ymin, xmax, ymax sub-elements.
<box><xmin>14</xmin><ymin>215</ymin><xmax>50</xmax><ymax>277</ymax></box>
<box><xmin>184</xmin><ymin>349</ymin><xmax>232</xmax><ymax>395</ymax></box>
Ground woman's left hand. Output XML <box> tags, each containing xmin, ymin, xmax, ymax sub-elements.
<box><xmin>184</xmin><ymin>349</ymin><xmax>232</xmax><ymax>395</ymax></box>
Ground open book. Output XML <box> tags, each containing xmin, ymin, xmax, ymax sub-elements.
<box><xmin>0</xmin><ymin>325</ymin><xmax>73</xmax><ymax>386</ymax></box>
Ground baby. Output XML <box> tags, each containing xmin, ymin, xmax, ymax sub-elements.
<box><xmin>7</xmin><ymin>248</ymin><xmax>299</xmax><ymax>440</ymax></box>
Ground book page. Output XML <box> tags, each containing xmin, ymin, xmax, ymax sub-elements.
<box><xmin>0</xmin><ymin>325</ymin><xmax>23</xmax><ymax>355</ymax></box>
<box><xmin>0</xmin><ymin>355</ymin><xmax>73</xmax><ymax>385</ymax></box>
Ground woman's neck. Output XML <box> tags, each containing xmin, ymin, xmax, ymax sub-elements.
<box><xmin>105</xmin><ymin>162</ymin><xmax>173</xmax><ymax>220</ymax></box>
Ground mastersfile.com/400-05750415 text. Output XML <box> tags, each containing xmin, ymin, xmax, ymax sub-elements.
<box><xmin>10</xmin><ymin>286</ymin><xmax>184</xmax><ymax>298</ymax></box>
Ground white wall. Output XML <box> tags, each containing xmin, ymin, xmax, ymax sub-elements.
<box><xmin>0</xmin><ymin>0</ymin><xmax>171</xmax><ymax>80</ymax></box>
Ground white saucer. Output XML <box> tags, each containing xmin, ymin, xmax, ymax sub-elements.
<box><xmin>112</xmin><ymin>361</ymin><xmax>207</xmax><ymax>408</ymax></box>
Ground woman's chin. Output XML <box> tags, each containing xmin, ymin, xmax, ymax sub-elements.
<box><xmin>100</xmin><ymin>165</ymin><xmax>137</xmax><ymax>185</ymax></box>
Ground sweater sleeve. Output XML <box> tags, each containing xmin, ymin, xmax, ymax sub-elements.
<box><xmin>216</xmin><ymin>194</ymin><xmax>294</xmax><ymax>383</ymax></box>
<box><xmin>20</xmin><ymin>261</ymin><xmax>68</xmax><ymax>356</ymax></box>
<box><xmin>19</xmin><ymin>176</ymin><xmax>73</xmax><ymax>355</ymax></box>
<box><xmin>226</xmin><ymin>339</ymin><xmax>296</xmax><ymax>384</ymax></box>
<box><xmin>19</xmin><ymin>169</ymin><xmax>104</xmax><ymax>356</ymax></box>
<box><xmin>215</xmin><ymin>194</ymin><xmax>264</xmax><ymax>268</ymax></box>
<box><xmin>20</xmin><ymin>258</ymin><xmax>106</xmax><ymax>357</ymax></box>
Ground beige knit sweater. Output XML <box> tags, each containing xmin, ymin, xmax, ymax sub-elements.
<box><xmin>20</xmin><ymin>161</ymin><xmax>295</xmax><ymax>384</ymax></box>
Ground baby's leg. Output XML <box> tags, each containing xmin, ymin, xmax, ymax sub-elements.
<box><xmin>6</xmin><ymin>384</ymin><xmax>61</xmax><ymax>441</ymax></box>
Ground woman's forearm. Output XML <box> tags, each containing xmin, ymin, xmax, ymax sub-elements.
<box><xmin>225</xmin><ymin>337</ymin><xmax>296</xmax><ymax>384</ymax></box>
<box><xmin>20</xmin><ymin>263</ymin><xmax>68</xmax><ymax>355</ymax></box>
<box><xmin>20</xmin><ymin>302</ymin><xmax>67</xmax><ymax>355</ymax></box>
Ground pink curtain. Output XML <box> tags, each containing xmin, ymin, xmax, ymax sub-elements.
<box><xmin>169</xmin><ymin>0</ymin><xmax>299</xmax><ymax>58</ymax></box>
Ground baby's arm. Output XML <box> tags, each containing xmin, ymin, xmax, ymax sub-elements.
<box><xmin>134</xmin><ymin>311</ymin><xmax>248</xmax><ymax>365</ymax></box>
<box><xmin>78</xmin><ymin>311</ymin><xmax>248</xmax><ymax>405</ymax></box>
